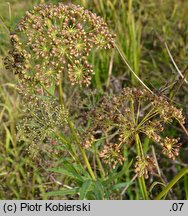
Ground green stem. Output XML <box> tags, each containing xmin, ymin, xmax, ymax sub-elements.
<box><xmin>155</xmin><ymin>166</ymin><xmax>188</xmax><ymax>200</ymax></box>
<box><xmin>53</xmin><ymin>131</ymin><xmax>80</xmax><ymax>163</ymax></box>
<box><xmin>136</xmin><ymin>107</ymin><xmax>158</xmax><ymax>130</ymax></box>
<box><xmin>136</xmin><ymin>98</ymin><xmax>141</xmax><ymax>125</ymax></box>
<box><xmin>58</xmin><ymin>79</ymin><xmax>96</xmax><ymax>181</ymax></box>
<box><xmin>96</xmin><ymin>153</ymin><xmax>105</xmax><ymax>179</ymax></box>
<box><xmin>66</xmin><ymin>118</ymin><xmax>96</xmax><ymax>181</ymax></box>
<box><xmin>135</xmin><ymin>134</ymin><xmax>149</xmax><ymax>200</ymax></box>
<box><xmin>40</xmin><ymin>83</ymin><xmax>55</xmax><ymax>98</ymax></box>
<box><xmin>140</xmin><ymin>176</ymin><xmax>148</xmax><ymax>199</ymax></box>
<box><xmin>137</xmin><ymin>134</ymin><xmax>144</xmax><ymax>158</ymax></box>
<box><xmin>135</xmin><ymin>135</ymin><xmax>141</xmax><ymax>156</ymax></box>
<box><xmin>130</xmin><ymin>98</ymin><xmax>136</xmax><ymax>124</ymax></box>
<box><xmin>58</xmin><ymin>78</ymin><xmax>64</xmax><ymax>106</ymax></box>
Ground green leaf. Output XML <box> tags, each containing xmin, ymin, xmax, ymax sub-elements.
<box><xmin>49</xmin><ymin>167</ymin><xmax>83</xmax><ymax>182</ymax></box>
<box><xmin>112</xmin><ymin>182</ymin><xmax>131</xmax><ymax>190</ymax></box>
<box><xmin>93</xmin><ymin>181</ymin><xmax>104</xmax><ymax>200</ymax></box>
<box><xmin>73</xmin><ymin>164</ymin><xmax>91</xmax><ymax>179</ymax></box>
<box><xmin>3</xmin><ymin>124</ymin><xmax>13</xmax><ymax>152</ymax></box>
<box><xmin>57</xmin><ymin>159</ymin><xmax>91</xmax><ymax>180</ymax></box>
<box><xmin>46</xmin><ymin>188</ymin><xmax>79</xmax><ymax>197</ymax></box>
<box><xmin>79</xmin><ymin>179</ymin><xmax>93</xmax><ymax>200</ymax></box>
<box><xmin>103</xmin><ymin>163</ymin><xmax>127</xmax><ymax>186</ymax></box>
<box><xmin>47</xmin><ymin>80</ymin><xmax>55</xmax><ymax>95</ymax></box>
<box><xmin>155</xmin><ymin>166</ymin><xmax>188</xmax><ymax>200</ymax></box>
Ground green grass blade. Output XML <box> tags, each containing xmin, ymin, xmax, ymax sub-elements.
<box><xmin>79</xmin><ymin>179</ymin><xmax>93</xmax><ymax>200</ymax></box>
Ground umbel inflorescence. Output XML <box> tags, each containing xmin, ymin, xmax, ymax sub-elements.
<box><xmin>17</xmin><ymin>96</ymin><xmax>68</xmax><ymax>159</ymax></box>
<box><xmin>5</xmin><ymin>3</ymin><xmax>115</xmax><ymax>87</ymax></box>
<box><xmin>82</xmin><ymin>88</ymin><xmax>185</xmax><ymax>176</ymax></box>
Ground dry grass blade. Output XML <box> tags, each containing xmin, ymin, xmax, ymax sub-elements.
<box><xmin>115</xmin><ymin>44</ymin><xmax>153</xmax><ymax>94</ymax></box>
<box><xmin>106</xmin><ymin>49</ymin><xmax>114</xmax><ymax>88</ymax></box>
<box><xmin>165</xmin><ymin>42</ymin><xmax>188</xmax><ymax>84</ymax></box>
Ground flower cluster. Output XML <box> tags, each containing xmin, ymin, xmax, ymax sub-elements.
<box><xmin>17</xmin><ymin>96</ymin><xmax>68</xmax><ymax>158</ymax></box>
<box><xmin>152</xmin><ymin>95</ymin><xmax>185</xmax><ymax>124</ymax></box>
<box><xmin>82</xmin><ymin>88</ymin><xmax>185</xmax><ymax>172</ymax></box>
<box><xmin>134</xmin><ymin>156</ymin><xmax>157</xmax><ymax>179</ymax></box>
<box><xmin>99</xmin><ymin>143</ymin><xmax>125</xmax><ymax>169</ymax></box>
<box><xmin>141</xmin><ymin>120</ymin><xmax>164</xmax><ymax>143</ymax></box>
<box><xmin>160</xmin><ymin>137</ymin><xmax>182</xmax><ymax>160</ymax></box>
<box><xmin>4</xmin><ymin>3</ymin><xmax>115</xmax><ymax>87</ymax></box>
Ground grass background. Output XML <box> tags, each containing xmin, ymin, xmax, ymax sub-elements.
<box><xmin>0</xmin><ymin>0</ymin><xmax>188</xmax><ymax>199</ymax></box>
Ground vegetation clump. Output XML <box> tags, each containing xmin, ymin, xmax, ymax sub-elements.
<box><xmin>0</xmin><ymin>1</ymin><xmax>188</xmax><ymax>200</ymax></box>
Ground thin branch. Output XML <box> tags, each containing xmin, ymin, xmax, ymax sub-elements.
<box><xmin>115</xmin><ymin>44</ymin><xmax>153</xmax><ymax>94</ymax></box>
<box><xmin>106</xmin><ymin>49</ymin><xmax>114</xmax><ymax>88</ymax></box>
<box><xmin>121</xmin><ymin>174</ymin><xmax>137</xmax><ymax>197</ymax></box>
<box><xmin>179</xmin><ymin>121</ymin><xmax>188</xmax><ymax>138</ymax></box>
<box><xmin>165</xmin><ymin>42</ymin><xmax>188</xmax><ymax>84</ymax></box>
<box><xmin>152</xmin><ymin>145</ymin><xmax>161</xmax><ymax>177</ymax></box>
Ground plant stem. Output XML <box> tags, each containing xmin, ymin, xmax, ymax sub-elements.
<box><xmin>66</xmin><ymin>117</ymin><xmax>96</xmax><ymax>181</ymax></box>
<box><xmin>136</xmin><ymin>107</ymin><xmax>157</xmax><ymax>129</ymax></box>
<box><xmin>40</xmin><ymin>83</ymin><xmax>55</xmax><ymax>98</ymax></box>
<box><xmin>135</xmin><ymin>134</ymin><xmax>149</xmax><ymax>200</ymax></box>
<box><xmin>53</xmin><ymin>131</ymin><xmax>80</xmax><ymax>163</ymax></box>
<box><xmin>58</xmin><ymin>78</ymin><xmax>64</xmax><ymax>106</ymax></box>
<box><xmin>58</xmin><ymin>79</ymin><xmax>96</xmax><ymax>181</ymax></box>
<box><xmin>179</xmin><ymin>121</ymin><xmax>188</xmax><ymax>138</ymax></box>
<box><xmin>155</xmin><ymin>166</ymin><xmax>188</xmax><ymax>200</ymax></box>
<box><xmin>96</xmin><ymin>153</ymin><xmax>105</xmax><ymax>179</ymax></box>
<box><xmin>115</xmin><ymin>44</ymin><xmax>153</xmax><ymax>94</ymax></box>
<box><xmin>140</xmin><ymin>175</ymin><xmax>148</xmax><ymax>199</ymax></box>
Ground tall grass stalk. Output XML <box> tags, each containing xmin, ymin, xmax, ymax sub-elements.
<box><xmin>155</xmin><ymin>166</ymin><xmax>188</xmax><ymax>200</ymax></box>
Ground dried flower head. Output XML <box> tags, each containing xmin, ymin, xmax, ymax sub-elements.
<box><xmin>82</xmin><ymin>133</ymin><xmax>95</xmax><ymax>149</ymax></box>
<box><xmin>99</xmin><ymin>143</ymin><xmax>125</xmax><ymax>169</ymax></box>
<box><xmin>134</xmin><ymin>156</ymin><xmax>157</xmax><ymax>179</ymax></box>
<box><xmin>152</xmin><ymin>95</ymin><xmax>185</xmax><ymax>124</ymax></box>
<box><xmin>82</xmin><ymin>87</ymin><xmax>185</xmax><ymax>170</ymax></box>
<box><xmin>141</xmin><ymin>120</ymin><xmax>164</xmax><ymax>143</ymax></box>
<box><xmin>160</xmin><ymin>137</ymin><xmax>182</xmax><ymax>160</ymax></box>
<box><xmin>4</xmin><ymin>3</ymin><xmax>115</xmax><ymax>87</ymax></box>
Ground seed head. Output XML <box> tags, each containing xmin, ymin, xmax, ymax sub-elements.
<box><xmin>5</xmin><ymin>3</ymin><xmax>115</xmax><ymax>87</ymax></box>
<box><xmin>82</xmin><ymin>87</ymin><xmax>185</xmax><ymax>169</ymax></box>
<box><xmin>99</xmin><ymin>143</ymin><xmax>125</xmax><ymax>169</ymax></box>
<box><xmin>160</xmin><ymin>137</ymin><xmax>182</xmax><ymax>160</ymax></box>
<box><xmin>134</xmin><ymin>156</ymin><xmax>157</xmax><ymax>179</ymax></box>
